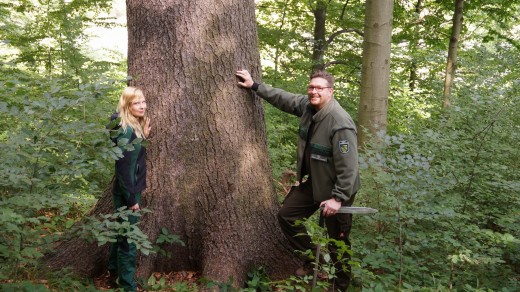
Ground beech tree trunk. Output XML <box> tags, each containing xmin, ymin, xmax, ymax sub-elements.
<box><xmin>45</xmin><ymin>0</ymin><xmax>298</xmax><ymax>286</ymax></box>
<box><xmin>442</xmin><ymin>0</ymin><xmax>465</xmax><ymax>108</ymax></box>
<box><xmin>357</xmin><ymin>0</ymin><xmax>394</xmax><ymax>146</ymax></box>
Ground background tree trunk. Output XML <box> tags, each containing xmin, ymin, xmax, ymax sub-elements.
<box><xmin>274</xmin><ymin>0</ymin><xmax>290</xmax><ymax>78</ymax></box>
<box><xmin>357</xmin><ymin>0</ymin><xmax>394</xmax><ymax>146</ymax></box>
<box><xmin>409</xmin><ymin>0</ymin><xmax>423</xmax><ymax>92</ymax></box>
<box><xmin>45</xmin><ymin>0</ymin><xmax>298</xmax><ymax>286</ymax></box>
<box><xmin>311</xmin><ymin>0</ymin><xmax>327</xmax><ymax>72</ymax></box>
<box><xmin>442</xmin><ymin>0</ymin><xmax>465</xmax><ymax>108</ymax></box>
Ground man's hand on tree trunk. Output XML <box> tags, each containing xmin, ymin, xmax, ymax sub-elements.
<box><xmin>236</xmin><ymin>70</ymin><xmax>254</xmax><ymax>88</ymax></box>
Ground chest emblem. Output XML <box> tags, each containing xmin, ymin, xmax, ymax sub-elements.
<box><xmin>339</xmin><ymin>140</ymin><xmax>350</xmax><ymax>154</ymax></box>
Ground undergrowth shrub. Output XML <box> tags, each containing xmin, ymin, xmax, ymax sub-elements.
<box><xmin>354</xmin><ymin>81</ymin><xmax>520</xmax><ymax>290</ymax></box>
<box><xmin>0</xmin><ymin>72</ymin><xmax>121</xmax><ymax>280</ymax></box>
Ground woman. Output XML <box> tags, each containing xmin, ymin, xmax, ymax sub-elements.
<box><xmin>107</xmin><ymin>86</ymin><xmax>151</xmax><ymax>291</ymax></box>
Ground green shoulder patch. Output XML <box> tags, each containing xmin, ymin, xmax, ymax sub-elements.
<box><xmin>339</xmin><ymin>140</ymin><xmax>349</xmax><ymax>154</ymax></box>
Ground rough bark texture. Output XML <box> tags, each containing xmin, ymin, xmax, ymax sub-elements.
<box><xmin>45</xmin><ymin>0</ymin><xmax>298</xmax><ymax>286</ymax></box>
<box><xmin>442</xmin><ymin>0</ymin><xmax>465</xmax><ymax>108</ymax></box>
<box><xmin>357</xmin><ymin>0</ymin><xmax>394</xmax><ymax>146</ymax></box>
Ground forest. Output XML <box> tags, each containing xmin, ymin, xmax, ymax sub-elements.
<box><xmin>0</xmin><ymin>0</ymin><xmax>519</xmax><ymax>291</ymax></box>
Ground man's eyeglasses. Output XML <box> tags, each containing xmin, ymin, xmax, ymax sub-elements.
<box><xmin>307</xmin><ymin>86</ymin><xmax>331</xmax><ymax>92</ymax></box>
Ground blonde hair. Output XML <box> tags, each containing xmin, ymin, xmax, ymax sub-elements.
<box><xmin>117</xmin><ymin>86</ymin><xmax>146</xmax><ymax>139</ymax></box>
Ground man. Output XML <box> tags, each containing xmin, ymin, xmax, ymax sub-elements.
<box><xmin>236</xmin><ymin>69</ymin><xmax>360</xmax><ymax>291</ymax></box>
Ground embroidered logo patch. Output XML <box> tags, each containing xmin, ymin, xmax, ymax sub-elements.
<box><xmin>339</xmin><ymin>140</ymin><xmax>350</xmax><ymax>154</ymax></box>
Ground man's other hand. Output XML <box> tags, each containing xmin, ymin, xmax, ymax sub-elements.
<box><xmin>320</xmin><ymin>198</ymin><xmax>341</xmax><ymax>217</ymax></box>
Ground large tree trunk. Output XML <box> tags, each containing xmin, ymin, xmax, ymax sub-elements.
<box><xmin>45</xmin><ymin>0</ymin><xmax>298</xmax><ymax>286</ymax></box>
<box><xmin>442</xmin><ymin>0</ymin><xmax>465</xmax><ymax>108</ymax></box>
<box><xmin>357</xmin><ymin>0</ymin><xmax>394</xmax><ymax>146</ymax></box>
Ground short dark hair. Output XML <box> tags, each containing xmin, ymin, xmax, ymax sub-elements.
<box><xmin>310</xmin><ymin>70</ymin><xmax>334</xmax><ymax>87</ymax></box>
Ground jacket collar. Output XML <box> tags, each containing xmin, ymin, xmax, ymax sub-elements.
<box><xmin>308</xmin><ymin>98</ymin><xmax>337</xmax><ymax>122</ymax></box>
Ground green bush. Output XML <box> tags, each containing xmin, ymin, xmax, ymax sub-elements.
<box><xmin>0</xmin><ymin>68</ymin><xmax>123</xmax><ymax>280</ymax></box>
<box><xmin>353</xmin><ymin>83</ymin><xmax>520</xmax><ymax>290</ymax></box>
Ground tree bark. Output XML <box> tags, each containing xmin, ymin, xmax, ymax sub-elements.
<box><xmin>442</xmin><ymin>0</ymin><xmax>465</xmax><ymax>108</ymax></box>
<box><xmin>45</xmin><ymin>0</ymin><xmax>298</xmax><ymax>286</ymax></box>
<box><xmin>357</xmin><ymin>0</ymin><xmax>394</xmax><ymax>146</ymax></box>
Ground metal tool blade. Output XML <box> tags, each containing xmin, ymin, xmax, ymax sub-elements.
<box><xmin>329</xmin><ymin>206</ymin><xmax>378</xmax><ymax>214</ymax></box>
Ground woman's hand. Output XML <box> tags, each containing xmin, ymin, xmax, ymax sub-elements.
<box><xmin>144</xmin><ymin>117</ymin><xmax>152</xmax><ymax>138</ymax></box>
<box><xmin>129</xmin><ymin>203</ymin><xmax>140</xmax><ymax>211</ymax></box>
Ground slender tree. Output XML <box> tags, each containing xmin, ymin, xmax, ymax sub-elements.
<box><xmin>408</xmin><ymin>0</ymin><xmax>423</xmax><ymax>92</ymax></box>
<box><xmin>310</xmin><ymin>0</ymin><xmax>364</xmax><ymax>71</ymax></box>
<box><xmin>357</xmin><ymin>0</ymin><xmax>394</xmax><ymax>146</ymax></box>
<box><xmin>274</xmin><ymin>0</ymin><xmax>290</xmax><ymax>76</ymax></box>
<box><xmin>311</xmin><ymin>0</ymin><xmax>328</xmax><ymax>72</ymax></box>
<box><xmin>442</xmin><ymin>0</ymin><xmax>465</xmax><ymax>108</ymax></box>
<box><xmin>45</xmin><ymin>0</ymin><xmax>297</xmax><ymax>285</ymax></box>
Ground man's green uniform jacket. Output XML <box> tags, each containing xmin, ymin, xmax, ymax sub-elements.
<box><xmin>256</xmin><ymin>84</ymin><xmax>360</xmax><ymax>203</ymax></box>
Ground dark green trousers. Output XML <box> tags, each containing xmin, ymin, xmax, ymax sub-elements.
<box><xmin>108</xmin><ymin>188</ymin><xmax>141</xmax><ymax>292</ymax></box>
<box><xmin>277</xmin><ymin>181</ymin><xmax>353</xmax><ymax>291</ymax></box>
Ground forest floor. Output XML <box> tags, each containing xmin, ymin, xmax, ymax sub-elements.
<box><xmin>93</xmin><ymin>271</ymin><xmax>201</xmax><ymax>291</ymax></box>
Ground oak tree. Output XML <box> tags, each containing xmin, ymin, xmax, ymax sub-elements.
<box><xmin>45</xmin><ymin>0</ymin><xmax>298</xmax><ymax>285</ymax></box>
